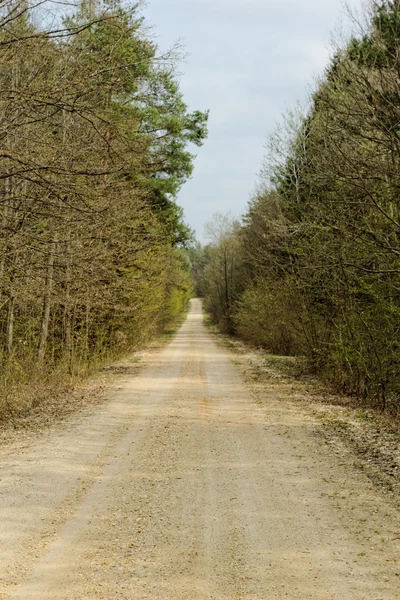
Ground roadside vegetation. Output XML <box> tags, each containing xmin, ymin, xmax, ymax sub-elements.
<box><xmin>193</xmin><ymin>0</ymin><xmax>400</xmax><ymax>417</ymax></box>
<box><xmin>0</xmin><ymin>0</ymin><xmax>208</xmax><ymax>417</ymax></box>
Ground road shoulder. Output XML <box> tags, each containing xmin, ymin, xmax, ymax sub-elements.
<box><xmin>208</xmin><ymin>325</ymin><xmax>400</xmax><ymax>508</ymax></box>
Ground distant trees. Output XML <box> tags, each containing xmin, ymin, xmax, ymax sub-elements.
<box><xmin>198</xmin><ymin>0</ymin><xmax>400</xmax><ymax>415</ymax></box>
<box><xmin>0</xmin><ymin>0</ymin><xmax>207</xmax><ymax>411</ymax></box>
<box><xmin>201</xmin><ymin>213</ymin><xmax>245</xmax><ymax>332</ymax></box>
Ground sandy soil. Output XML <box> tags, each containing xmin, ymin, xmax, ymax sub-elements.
<box><xmin>0</xmin><ymin>299</ymin><xmax>399</xmax><ymax>599</ymax></box>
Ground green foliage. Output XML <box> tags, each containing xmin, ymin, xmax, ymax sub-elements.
<box><xmin>197</xmin><ymin>0</ymin><xmax>400</xmax><ymax>415</ymax></box>
<box><xmin>233</xmin><ymin>279</ymin><xmax>301</xmax><ymax>355</ymax></box>
<box><xmin>187</xmin><ymin>242</ymin><xmax>209</xmax><ymax>297</ymax></box>
<box><xmin>200</xmin><ymin>214</ymin><xmax>246</xmax><ymax>333</ymax></box>
<box><xmin>0</xmin><ymin>0</ymin><xmax>207</xmax><ymax>413</ymax></box>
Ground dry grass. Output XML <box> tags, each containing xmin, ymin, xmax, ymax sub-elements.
<box><xmin>0</xmin><ymin>312</ymin><xmax>186</xmax><ymax>436</ymax></box>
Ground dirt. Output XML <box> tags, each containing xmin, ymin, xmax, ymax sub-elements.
<box><xmin>0</xmin><ymin>299</ymin><xmax>399</xmax><ymax>599</ymax></box>
<box><xmin>223</xmin><ymin>337</ymin><xmax>400</xmax><ymax>506</ymax></box>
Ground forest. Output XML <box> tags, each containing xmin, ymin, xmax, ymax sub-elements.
<box><xmin>3</xmin><ymin>0</ymin><xmax>400</xmax><ymax>421</ymax></box>
<box><xmin>0</xmin><ymin>0</ymin><xmax>207</xmax><ymax>413</ymax></box>
<box><xmin>195</xmin><ymin>0</ymin><xmax>400</xmax><ymax>416</ymax></box>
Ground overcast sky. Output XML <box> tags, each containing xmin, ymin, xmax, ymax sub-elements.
<box><xmin>143</xmin><ymin>0</ymin><xmax>363</xmax><ymax>241</ymax></box>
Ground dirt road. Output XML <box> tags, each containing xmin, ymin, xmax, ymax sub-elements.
<box><xmin>0</xmin><ymin>299</ymin><xmax>399</xmax><ymax>599</ymax></box>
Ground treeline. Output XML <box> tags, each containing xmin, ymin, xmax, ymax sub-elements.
<box><xmin>196</xmin><ymin>0</ymin><xmax>400</xmax><ymax>415</ymax></box>
<box><xmin>0</xmin><ymin>0</ymin><xmax>207</xmax><ymax>409</ymax></box>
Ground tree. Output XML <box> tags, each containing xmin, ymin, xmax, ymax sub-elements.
<box><xmin>0</xmin><ymin>0</ymin><xmax>207</xmax><ymax>414</ymax></box>
<box><xmin>203</xmin><ymin>1</ymin><xmax>400</xmax><ymax>414</ymax></box>
<box><xmin>202</xmin><ymin>213</ymin><xmax>245</xmax><ymax>332</ymax></box>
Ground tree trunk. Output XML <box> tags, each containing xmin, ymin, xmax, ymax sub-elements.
<box><xmin>38</xmin><ymin>238</ymin><xmax>56</xmax><ymax>362</ymax></box>
<box><xmin>7</xmin><ymin>295</ymin><xmax>15</xmax><ymax>355</ymax></box>
<box><xmin>85</xmin><ymin>301</ymin><xmax>90</xmax><ymax>357</ymax></box>
<box><xmin>63</xmin><ymin>238</ymin><xmax>72</xmax><ymax>356</ymax></box>
<box><xmin>0</xmin><ymin>180</ymin><xmax>11</xmax><ymax>304</ymax></box>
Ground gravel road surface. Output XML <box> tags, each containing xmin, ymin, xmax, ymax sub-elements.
<box><xmin>0</xmin><ymin>299</ymin><xmax>399</xmax><ymax>599</ymax></box>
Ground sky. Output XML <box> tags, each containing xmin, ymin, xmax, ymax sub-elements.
<box><xmin>143</xmin><ymin>0</ymin><xmax>363</xmax><ymax>241</ymax></box>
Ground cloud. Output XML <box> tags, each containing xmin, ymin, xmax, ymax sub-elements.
<box><xmin>144</xmin><ymin>0</ymin><xmax>363</xmax><ymax>240</ymax></box>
